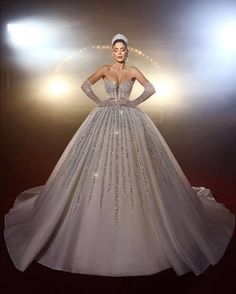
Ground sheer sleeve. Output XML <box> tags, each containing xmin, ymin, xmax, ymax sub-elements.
<box><xmin>81</xmin><ymin>79</ymin><xmax>105</xmax><ymax>106</ymax></box>
<box><xmin>131</xmin><ymin>81</ymin><xmax>156</xmax><ymax>107</ymax></box>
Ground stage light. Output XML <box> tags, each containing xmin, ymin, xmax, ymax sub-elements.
<box><xmin>149</xmin><ymin>75</ymin><xmax>183</xmax><ymax>107</ymax></box>
<box><xmin>7</xmin><ymin>21</ymin><xmax>50</xmax><ymax>49</ymax></box>
<box><xmin>46</xmin><ymin>77</ymin><xmax>70</xmax><ymax>98</ymax></box>
<box><xmin>217</xmin><ymin>21</ymin><xmax>236</xmax><ymax>52</ymax></box>
<box><xmin>156</xmin><ymin>78</ymin><xmax>176</xmax><ymax>98</ymax></box>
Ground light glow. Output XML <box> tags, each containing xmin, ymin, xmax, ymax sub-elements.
<box><xmin>47</xmin><ymin>78</ymin><xmax>70</xmax><ymax>96</ymax></box>
<box><xmin>155</xmin><ymin>77</ymin><xmax>178</xmax><ymax>102</ymax></box>
<box><xmin>7</xmin><ymin>21</ymin><xmax>50</xmax><ymax>49</ymax></box>
<box><xmin>217</xmin><ymin>21</ymin><xmax>236</xmax><ymax>52</ymax></box>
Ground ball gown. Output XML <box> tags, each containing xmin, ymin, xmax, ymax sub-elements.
<box><xmin>4</xmin><ymin>78</ymin><xmax>235</xmax><ymax>277</ymax></box>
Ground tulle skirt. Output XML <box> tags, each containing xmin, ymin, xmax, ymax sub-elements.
<box><xmin>4</xmin><ymin>104</ymin><xmax>235</xmax><ymax>276</ymax></box>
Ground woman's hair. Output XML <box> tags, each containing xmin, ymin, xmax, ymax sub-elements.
<box><xmin>112</xmin><ymin>39</ymin><xmax>128</xmax><ymax>48</ymax></box>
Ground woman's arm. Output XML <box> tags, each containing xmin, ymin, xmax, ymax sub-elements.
<box><xmin>85</xmin><ymin>64</ymin><xmax>109</xmax><ymax>84</ymax></box>
<box><xmin>130</xmin><ymin>66</ymin><xmax>156</xmax><ymax>107</ymax></box>
<box><xmin>81</xmin><ymin>65</ymin><xmax>109</xmax><ymax>106</ymax></box>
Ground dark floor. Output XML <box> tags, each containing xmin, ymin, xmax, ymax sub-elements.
<box><xmin>1</xmin><ymin>103</ymin><xmax>236</xmax><ymax>294</ymax></box>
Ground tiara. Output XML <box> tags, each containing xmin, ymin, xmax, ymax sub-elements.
<box><xmin>111</xmin><ymin>33</ymin><xmax>128</xmax><ymax>45</ymax></box>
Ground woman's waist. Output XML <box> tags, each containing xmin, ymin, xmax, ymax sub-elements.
<box><xmin>98</xmin><ymin>97</ymin><xmax>135</xmax><ymax>108</ymax></box>
<box><xmin>106</xmin><ymin>96</ymin><xmax>130</xmax><ymax>101</ymax></box>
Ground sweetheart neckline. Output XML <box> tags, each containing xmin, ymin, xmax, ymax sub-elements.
<box><xmin>103</xmin><ymin>78</ymin><xmax>135</xmax><ymax>87</ymax></box>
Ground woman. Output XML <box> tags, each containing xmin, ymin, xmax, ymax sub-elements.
<box><xmin>4</xmin><ymin>33</ymin><xmax>235</xmax><ymax>277</ymax></box>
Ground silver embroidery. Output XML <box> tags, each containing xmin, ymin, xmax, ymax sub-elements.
<box><xmin>99</xmin><ymin>109</ymin><xmax>113</xmax><ymax>209</ymax></box>
<box><xmin>71</xmin><ymin>109</ymin><xmax>108</xmax><ymax>215</ymax></box>
<box><xmin>123</xmin><ymin>108</ymin><xmax>136</xmax><ymax>211</ymax></box>
<box><xmin>114</xmin><ymin>105</ymin><xmax>120</xmax><ymax>227</ymax></box>
<box><xmin>70</xmin><ymin>78</ymin><xmax>158</xmax><ymax>226</ymax></box>
<box><xmin>87</xmin><ymin>110</ymin><xmax>111</xmax><ymax>205</ymax></box>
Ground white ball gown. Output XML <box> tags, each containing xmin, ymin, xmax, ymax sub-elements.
<box><xmin>4</xmin><ymin>78</ymin><xmax>235</xmax><ymax>277</ymax></box>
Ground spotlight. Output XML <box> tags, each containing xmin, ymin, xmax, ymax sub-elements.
<box><xmin>152</xmin><ymin>77</ymin><xmax>181</xmax><ymax>106</ymax></box>
<box><xmin>7</xmin><ymin>21</ymin><xmax>49</xmax><ymax>49</ymax></box>
<box><xmin>156</xmin><ymin>79</ymin><xmax>176</xmax><ymax>98</ymax></box>
<box><xmin>47</xmin><ymin>77</ymin><xmax>70</xmax><ymax>98</ymax></box>
<box><xmin>217</xmin><ymin>21</ymin><xmax>236</xmax><ymax>52</ymax></box>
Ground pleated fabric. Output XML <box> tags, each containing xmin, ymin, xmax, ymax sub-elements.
<box><xmin>4</xmin><ymin>80</ymin><xmax>235</xmax><ymax>276</ymax></box>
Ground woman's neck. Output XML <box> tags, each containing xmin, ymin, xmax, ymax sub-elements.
<box><xmin>111</xmin><ymin>62</ymin><xmax>127</xmax><ymax>71</ymax></box>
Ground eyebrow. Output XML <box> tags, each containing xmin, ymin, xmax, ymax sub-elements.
<box><xmin>114</xmin><ymin>47</ymin><xmax>126</xmax><ymax>50</ymax></box>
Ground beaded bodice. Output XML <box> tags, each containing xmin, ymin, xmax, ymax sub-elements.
<box><xmin>103</xmin><ymin>78</ymin><xmax>135</xmax><ymax>101</ymax></box>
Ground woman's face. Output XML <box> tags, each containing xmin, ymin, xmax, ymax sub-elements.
<box><xmin>112</xmin><ymin>41</ymin><xmax>128</xmax><ymax>63</ymax></box>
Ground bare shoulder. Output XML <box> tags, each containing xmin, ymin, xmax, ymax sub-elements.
<box><xmin>129</xmin><ymin>65</ymin><xmax>140</xmax><ymax>72</ymax></box>
<box><xmin>101</xmin><ymin>64</ymin><xmax>110</xmax><ymax>70</ymax></box>
<box><xmin>97</xmin><ymin>64</ymin><xmax>110</xmax><ymax>74</ymax></box>
<box><xmin>87</xmin><ymin>64</ymin><xmax>110</xmax><ymax>84</ymax></box>
<box><xmin>129</xmin><ymin>66</ymin><xmax>150</xmax><ymax>85</ymax></box>
<box><xmin>130</xmin><ymin>66</ymin><xmax>144</xmax><ymax>76</ymax></box>
<box><xmin>96</xmin><ymin>64</ymin><xmax>112</xmax><ymax>76</ymax></box>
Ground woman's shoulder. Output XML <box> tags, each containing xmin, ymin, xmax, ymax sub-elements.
<box><xmin>129</xmin><ymin>65</ymin><xmax>142</xmax><ymax>73</ymax></box>
<box><xmin>99</xmin><ymin>64</ymin><xmax>111</xmax><ymax>71</ymax></box>
<box><xmin>94</xmin><ymin>64</ymin><xmax>110</xmax><ymax>74</ymax></box>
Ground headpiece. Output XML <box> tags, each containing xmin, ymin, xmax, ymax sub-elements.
<box><xmin>111</xmin><ymin>33</ymin><xmax>128</xmax><ymax>46</ymax></box>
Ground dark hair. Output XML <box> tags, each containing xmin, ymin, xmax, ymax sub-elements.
<box><xmin>112</xmin><ymin>39</ymin><xmax>128</xmax><ymax>48</ymax></box>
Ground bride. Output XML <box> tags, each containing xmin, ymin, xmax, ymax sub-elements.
<box><xmin>4</xmin><ymin>33</ymin><xmax>235</xmax><ymax>277</ymax></box>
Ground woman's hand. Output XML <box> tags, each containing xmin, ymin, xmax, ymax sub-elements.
<box><xmin>98</xmin><ymin>97</ymin><xmax>135</xmax><ymax>107</ymax></box>
<box><xmin>98</xmin><ymin>98</ymin><xmax>117</xmax><ymax>107</ymax></box>
<box><xmin>106</xmin><ymin>97</ymin><xmax>117</xmax><ymax>106</ymax></box>
<box><xmin>119</xmin><ymin>98</ymin><xmax>135</xmax><ymax>107</ymax></box>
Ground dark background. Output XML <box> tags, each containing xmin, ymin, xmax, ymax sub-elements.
<box><xmin>1</xmin><ymin>0</ymin><xmax>235</xmax><ymax>293</ymax></box>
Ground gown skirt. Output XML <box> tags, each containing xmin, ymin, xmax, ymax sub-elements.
<box><xmin>4</xmin><ymin>104</ymin><xmax>235</xmax><ymax>276</ymax></box>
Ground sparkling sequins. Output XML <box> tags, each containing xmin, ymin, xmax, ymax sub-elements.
<box><xmin>120</xmin><ymin>109</ymin><xmax>127</xmax><ymax>195</ymax></box>
<box><xmin>125</xmin><ymin>109</ymin><xmax>152</xmax><ymax>209</ymax></box>
<box><xmin>104</xmin><ymin>79</ymin><xmax>135</xmax><ymax>103</ymax></box>
<box><xmin>87</xmin><ymin>109</ymin><xmax>111</xmax><ymax>205</ymax></box>
<box><xmin>70</xmin><ymin>110</ymin><xmax>108</xmax><ymax>215</ymax></box>
<box><xmin>123</xmin><ymin>108</ymin><xmax>136</xmax><ymax>211</ymax></box>
<box><xmin>98</xmin><ymin>109</ymin><xmax>113</xmax><ymax>209</ymax></box>
<box><xmin>135</xmin><ymin>110</ymin><xmax>198</xmax><ymax>202</ymax></box>
<box><xmin>114</xmin><ymin>105</ymin><xmax>120</xmax><ymax>227</ymax></box>
<box><xmin>69</xmin><ymin>78</ymin><xmax>188</xmax><ymax>229</ymax></box>
<box><xmin>107</xmin><ymin>110</ymin><xmax>115</xmax><ymax>192</ymax></box>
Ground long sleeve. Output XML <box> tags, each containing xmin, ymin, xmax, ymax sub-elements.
<box><xmin>81</xmin><ymin>79</ymin><xmax>105</xmax><ymax>106</ymax></box>
<box><xmin>131</xmin><ymin>81</ymin><xmax>156</xmax><ymax>107</ymax></box>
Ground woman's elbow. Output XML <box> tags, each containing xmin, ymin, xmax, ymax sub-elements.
<box><xmin>151</xmin><ymin>85</ymin><xmax>156</xmax><ymax>95</ymax></box>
